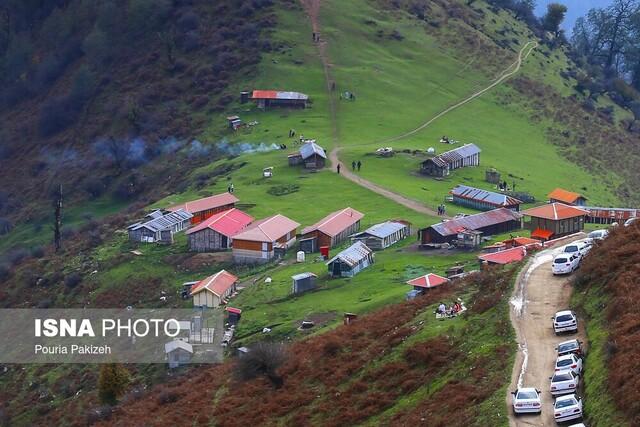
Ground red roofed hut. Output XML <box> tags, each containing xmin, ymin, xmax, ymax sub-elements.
<box><xmin>191</xmin><ymin>270</ymin><xmax>238</xmax><ymax>308</ymax></box>
<box><xmin>232</xmin><ymin>214</ymin><xmax>300</xmax><ymax>263</ymax></box>
<box><xmin>547</xmin><ymin>188</ymin><xmax>587</xmax><ymax>206</ymax></box>
<box><xmin>522</xmin><ymin>202</ymin><xmax>589</xmax><ymax>240</ymax></box>
<box><xmin>407</xmin><ymin>273</ymin><xmax>449</xmax><ymax>291</ymax></box>
<box><xmin>186</xmin><ymin>208</ymin><xmax>253</xmax><ymax>252</ymax></box>
<box><xmin>300</xmin><ymin>207</ymin><xmax>364</xmax><ymax>252</ymax></box>
<box><xmin>478</xmin><ymin>246</ymin><xmax>527</xmax><ymax>266</ymax></box>
<box><xmin>251</xmin><ymin>90</ymin><xmax>309</xmax><ymax>109</ymax></box>
<box><xmin>168</xmin><ymin>192</ymin><xmax>239</xmax><ymax>225</ymax></box>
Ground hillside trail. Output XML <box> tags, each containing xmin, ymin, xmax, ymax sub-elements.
<box><xmin>300</xmin><ymin>0</ymin><xmax>535</xmax><ymax>218</ymax></box>
<box><xmin>507</xmin><ymin>234</ymin><xmax>587</xmax><ymax>427</ymax></box>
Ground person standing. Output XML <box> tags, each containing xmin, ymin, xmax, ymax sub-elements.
<box><xmin>351</xmin><ymin>161</ymin><xmax>356</xmax><ymax>171</ymax></box>
<box><xmin>337</xmin><ymin>164</ymin><xmax>341</xmax><ymax>174</ymax></box>
<box><xmin>357</xmin><ymin>160</ymin><xmax>361</xmax><ymax>171</ymax></box>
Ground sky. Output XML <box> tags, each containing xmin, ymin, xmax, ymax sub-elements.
<box><xmin>534</xmin><ymin>0</ymin><xmax>615</xmax><ymax>33</ymax></box>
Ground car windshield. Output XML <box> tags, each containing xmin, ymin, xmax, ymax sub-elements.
<box><xmin>517</xmin><ymin>391</ymin><xmax>538</xmax><ymax>399</ymax></box>
<box><xmin>558</xmin><ymin>342</ymin><xmax>578</xmax><ymax>352</ymax></box>
<box><xmin>557</xmin><ymin>358</ymin><xmax>572</xmax><ymax>367</ymax></box>
<box><xmin>556</xmin><ymin>314</ymin><xmax>574</xmax><ymax>322</ymax></box>
<box><xmin>555</xmin><ymin>398</ymin><xmax>577</xmax><ymax>409</ymax></box>
<box><xmin>552</xmin><ymin>373</ymin><xmax>573</xmax><ymax>382</ymax></box>
<box><xmin>554</xmin><ymin>257</ymin><xmax>568</xmax><ymax>264</ymax></box>
<box><xmin>564</xmin><ymin>245</ymin><xmax>578</xmax><ymax>252</ymax></box>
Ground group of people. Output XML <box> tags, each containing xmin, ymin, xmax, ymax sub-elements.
<box><xmin>351</xmin><ymin>160</ymin><xmax>362</xmax><ymax>171</ymax></box>
<box><xmin>312</xmin><ymin>32</ymin><xmax>320</xmax><ymax>42</ymax></box>
<box><xmin>227</xmin><ymin>183</ymin><xmax>235</xmax><ymax>193</ymax></box>
<box><xmin>437</xmin><ymin>301</ymin><xmax>463</xmax><ymax>317</ymax></box>
<box><xmin>288</xmin><ymin>129</ymin><xmax>296</xmax><ymax>138</ymax></box>
<box><xmin>437</xmin><ymin>204</ymin><xmax>447</xmax><ymax>215</ymax></box>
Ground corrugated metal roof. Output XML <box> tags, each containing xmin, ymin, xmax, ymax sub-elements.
<box><xmin>233</xmin><ymin>214</ymin><xmax>300</xmax><ymax>242</ymax></box>
<box><xmin>190</xmin><ymin>270</ymin><xmax>238</xmax><ymax>297</ymax></box>
<box><xmin>548</xmin><ymin>188</ymin><xmax>585</xmax><ymax>204</ymax></box>
<box><xmin>451</xmin><ymin>184</ymin><xmax>522</xmax><ymax>207</ymax></box>
<box><xmin>299</xmin><ymin>141</ymin><xmax>327</xmax><ymax>160</ymax></box>
<box><xmin>522</xmin><ymin>203</ymin><xmax>589</xmax><ymax>221</ymax></box>
<box><xmin>186</xmin><ymin>208</ymin><xmax>253</xmax><ymax>237</ymax></box>
<box><xmin>302</xmin><ymin>207</ymin><xmax>364</xmax><ymax>237</ymax></box>
<box><xmin>251</xmin><ymin>90</ymin><xmax>309</xmax><ymax>100</ymax></box>
<box><xmin>428</xmin><ymin>208</ymin><xmax>522</xmax><ymax>237</ymax></box>
<box><xmin>424</xmin><ymin>143</ymin><xmax>481</xmax><ymax>168</ymax></box>
<box><xmin>326</xmin><ymin>241</ymin><xmax>373</xmax><ymax>267</ymax></box>
<box><xmin>128</xmin><ymin>209</ymin><xmax>193</xmax><ymax>232</ymax></box>
<box><xmin>167</xmin><ymin>193</ymin><xmax>239</xmax><ymax>215</ymax></box>
<box><xmin>292</xmin><ymin>272</ymin><xmax>317</xmax><ymax>281</ymax></box>
<box><xmin>352</xmin><ymin>221</ymin><xmax>407</xmax><ymax>239</ymax></box>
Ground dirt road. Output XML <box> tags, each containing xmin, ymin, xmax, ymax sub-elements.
<box><xmin>507</xmin><ymin>235</ymin><xmax>587</xmax><ymax>426</ymax></box>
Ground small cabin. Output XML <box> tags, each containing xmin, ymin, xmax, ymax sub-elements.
<box><xmin>420</xmin><ymin>143</ymin><xmax>481</xmax><ymax>177</ymax></box>
<box><xmin>127</xmin><ymin>209</ymin><xmax>193</xmax><ymax>244</ymax></box>
<box><xmin>351</xmin><ymin>220</ymin><xmax>410</xmax><ymax>250</ymax></box>
<box><xmin>165</xmin><ymin>340</ymin><xmax>193</xmax><ymax>368</ymax></box>
<box><xmin>291</xmin><ymin>272</ymin><xmax>318</xmax><ymax>295</ymax></box>
<box><xmin>326</xmin><ymin>241</ymin><xmax>374</xmax><ymax>278</ymax></box>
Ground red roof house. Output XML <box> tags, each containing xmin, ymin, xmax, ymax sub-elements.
<box><xmin>186</xmin><ymin>208</ymin><xmax>253</xmax><ymax>252</ymax></box>
<box><xmin>168</xmin><ymin>192</ymin><xmax>239</xmax><ymax>224</ymax></box>
<box><xmin>522</xmin><ymin>203</ymin><xmax>589</xmax><ymax>240</ymax></box>
<box><xmin>300</xmin><ymin>207</ymin><xmax>364</xmax><ymax>252</ymax></box>
<box><xmin>478</xmin><ymin>246</ymin><xmax>527</xmax><ymax>266</ymax></box>
<box><xmin>547</xmin><ymin>188</ymin><xmax>587</xmax><ymax>206</ymax></box>
<box><xmin>251</xmin><ymin>90</ymin><xmax>309</xmax><ymax>109</ymax></box>
<box><xmin>407</xmin><ymin>273</ymin><xmax>449</xmax><ymax>290</ymax></box>
<box><xmin>232</xmin><ymin>214</ymin><xmax>300</xmax><ymax>264</ymax></box>
<box><xmin>191</xmin><ymin>270</ymin><xmax>239</xmax><ymax>308</ymax></box>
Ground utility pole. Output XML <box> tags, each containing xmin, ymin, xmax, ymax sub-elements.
<box><xmin>54</xmin><ymin>184</ymin><xmax>62</xmax><ymax>252</ymax></box>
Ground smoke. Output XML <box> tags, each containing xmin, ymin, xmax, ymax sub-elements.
<box><xmin>158</xmin><ymin>137</ymin><xmax>183</xmax><ymax>155</ymax></box>
<box><xmin>215</xmin><ymin>138</ymin><xmax>280</xmax><ymax>156</ymax></box>
<box><xmin>188</xmin><ymin>139</ymin><xmax>211</xmax><ymax>158</ymax></box>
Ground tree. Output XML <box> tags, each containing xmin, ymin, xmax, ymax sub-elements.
<box><xmin>98</xmin><ymin>363</ymin><xmax>130</xmax><ymax>405</ymax></box>
<box><xmin>543</xmin><ymin>3</ymin><xmax>567</xmax><ymax>38</ymax></box>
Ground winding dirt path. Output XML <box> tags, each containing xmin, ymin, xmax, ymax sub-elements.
<box><xmin>300</xmin><ymin>0</ymin><xmax>536</xmax><ymax>217</ymax></box>
<box><xmin>507</xmin><ymin>234</ymin><xmax>587</xmax><ymax>427</ymax></box>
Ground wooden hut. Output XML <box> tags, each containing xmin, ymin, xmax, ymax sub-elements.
<box><xmin>420</xmin><ymin>143</ymin><xmax>481</xmax><ymax>177</ymax></box>
<box><xmin>190</xmin><ymin>270</ymin><xmax>239</xmax><ymax>308</ymax></box>
<box><xmin>522</xmin><ymin>203</ymin><xmax>589</xmax><ymax>240</ymax></box>
<box><xmin>251</xmin><ymin>90</ymin><xmax>309</xmax><ymax>109</ymax></box>
<box><xmin>127</xmin><ymin>209</ymin><xmax>192</xmax><ymax>244</ymax></box>
<box><xmin>165</xmin><ymin>340</ymin><xmax>193</xmax><ymax>368</ymax></box>
<box><xmin>450</xmin><ymin>184</ymin><xmax>522</xmax><ymax>211</ymax></box>
<box><xmin>418</xmin><ymin>208</ymin><xmax>522</xmax><ymax>245</ymax></box>
<box><xmin>350</xmin><ymin>220</ymin><xmax>410</xmax><ymax>250</ymax></box>
<box><xmin>326</xmin><ymin>241</ymin><xmax>374</xmax><ymax>278</ymax></box>
<box><xmin>407</xmin><ymin>273</ymin><xmax>449</xmax><ymax>292</ymax></box>
<box><xmin>232</xmin><ymin>214</ymin><xmax>300</xmax><ymax>263</ymax></box>
<box><xmin>299</xmin><ymin>141</ymin><xmax>326</xmax><ymax>169</ymax></box>
<box><xmin>300</xmin><ymin>207</ymin><xmax>364</xmax><ymax>253</ymax></box>
<box><xmin>547</xmin><ymin>188</ymin><xmax>587</xmax><ymax>206</ymax></box>
<box><xmin>291</xmin><ymin>272</ymin><xmax>318</xmax><ymax>295</ymax></box>
<box><xmin>168</xmin><ymin>192</ymin><xmax>238</xmax><ymax>225</ymax></box>
<box><xmin>186</xmin><ymin>208</ymin><xmax>253</xmax><ymax>252</ymax></box>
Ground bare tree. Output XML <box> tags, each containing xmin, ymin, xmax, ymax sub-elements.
<box><xmin>234</xmin><ymin>341</ymin><xmax>287</xmax><ymax>389</ymax></box>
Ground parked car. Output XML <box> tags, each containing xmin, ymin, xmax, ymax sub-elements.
<box><xmin>552</xmin><ymin>254</ymin><xmax>580</xmax><ymax>275</ymax></box>
<box><xmin>555</xmin><ymin>353</ymin><xmax>583</xmax><ymax>376</ymax></box>
<box><xmin>561</xmin><ymin>241</ymin><xmax>592</xmax><ymax>259</ymax></box>
<box><xmin>511</xmin><ymin>387</ymin><xmax>542</xmax><ymax>415</ymax></box>
<box><xmin>552</xmin><ymin>310</ymin><xmax>578</xmax><ymax>334</ymax></box>
<box><xmin>567</xmin><ymin>424</ymin><xmax>586</xmax><ymax>427</ymax></box>
<box><xmin>624</xmin><ymin>217</ymin><xmax>638</xmax><ymax>227</ymax></box>
<box><xmin>553</xmin><ymin>394</ymin><xmax>583</xmax><ymax>423</ymax></box>
<box><xmin>550</xmin><ymin>369</ymin><xmax>580</xmax><ymax>395</ymax></box>
<box><xmin>587</xmin><ymin>229</ymin><xmax>608</xmax><ymax>240</ymax></box>
<box><xmin>556</xmin><ymin>339</ymin><xmax>584</xmax><ymax>357</ymax></box>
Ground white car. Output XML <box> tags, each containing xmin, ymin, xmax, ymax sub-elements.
<box><xmin>550</xmin><ymin>369</ymin><xmax>580</xmax><ymax>395</ymax></box>
<box><xmin>555</xmin><ymin>354</ymin><xmax>583</xmax><ymax>376</ymax></box>
<box><xmin>561</xmin><ymin>241</ymin><xmax>591</xmax><ymax>259</ymax></box>
<box><xmin>552</xmin><ymin>254</ymin><xmax>580</xmax><ymax>275</ymax></box>
<box><xmin>624</xmin><ymin>217</ymin><xmax>638</xmax><ymax>227</ymax></box>
<box><xmin>554</xmin><ymin>394</ymin><xmax>583</xmax><ymax>423</ymax></box>
<box><xmin>552</xmin><ymin>310</ymin><xmax>578</xmax><ymax>334</ymax></box>
<box><xmin>587</xmin><ymin>229</ymin><xmax>608</xmax><ymax>240</ymax></box>
<box><xmin>511</xmin><ymin>387</ymin><xmax>542</xmax><ymax>414</ymax></box>
<box><xmin>567</xmin><ymin>424</ymin><xmax>586</xmax><ymax>427</ymax></box>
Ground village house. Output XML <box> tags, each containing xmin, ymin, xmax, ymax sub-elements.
<box><xmin>418</xmin><ymin>208</ymin><xmax>522</xmax><ymax>245</ymax></box>
<box><xmin>583</xmin><ymin>206</ymin><xmax>640</xmax><ymax>224</ymax></box>
<box><xmin>326</xmin><ymin>241</ymin><xmax>374</xmax><ymax>278</ymax></box>
<box><xmin>350</xmin><ymin>220</ymin><xmax>410</xmax><ymax>250</ymax></box>
<box><xmin>232</xmin><ymin>214</ymin><xmax>300</xmax><ymax>263</ymax></box>
<box><xmin>251</xmin><ymin>90</ymin><xmax>309</xmax><ymax>109</ymax></box>
<box><xmin>522</xmin><ymin>202</ymin><xmax>589</xmax><ymax>240</ymax></box>
<box><xmin>190</xmin><ymin>270</ymin><xmax>239</xmax><ymax>308</ymax></box>
<box><xmin>127</xmin><ymin>209</ymin><xmax>193</xmax><ymax>244</ymax></box>
<box><xmin>186</xmin><ymin>208</ymin><xmax>253</xmax><ymax>252</ymax></box>
<box><xmin>450</xmin><ymin>184</ymin><xmax>522</xmax><ymax>211</ymax></box>
<box><xmin>547</xmin><ymin>188</ymin><xmax>587</xmax><ymax>206</ymax></box>
<box><xmin>420</xmin><ymin>143</ymin><xmax>481</xmax><ymax>177</ymax></box>
<box><xmin>478</xmin><ymin>246</ymin><xmax>528</xmax><ymax>266</ymax></box>
<box><xmin>168</xmin><ymin>192</ymin><xmax>238</xmax><ymax>225</ymax></box>
<box><xmin>288</xmin><ymin>141</ymin><xmax>327</xmax><ymax>169</ymax></box>
<box><xmin>299</xmin><ymin>207</ymin><xmax>364</xmax><ymax>253</ymax></box>
<box><xmin>165</xmin><ymin>340</ymin><xmax>193</xmax><ymax>369</ymax></box>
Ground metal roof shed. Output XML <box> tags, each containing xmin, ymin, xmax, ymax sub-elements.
<box><xmin>326</xmin><ymin>241</ymin><xmax>374</xmax><ymax>278</ymax></box>
<box><xmin>291</xmin><ymin>272</ymin><xmax>318</xmax><ymax>295</ymax></box>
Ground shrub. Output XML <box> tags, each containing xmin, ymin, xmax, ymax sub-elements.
<box><xmin>64</xmin><ymin>272</ymin><xmax>82</xmax><ymax>288</ymax></box>
<box><xmin>98</xmin><ymin>363</ymin><xmax>130</xmax><ymax>405</ymax></box>
<box><xmin>31</xmin><ymin>246</ymin><xmax>45</xmax><ymax>258</ymax></box>
<box><xmin>157</xmin><ymin>390</ymin><xmax>179</xmax><ymax>404</ymax></box>
<box><xmin>234</xmin><ymin>342</ymin><xmax>287</xmax><ymax>388</ymax></box>
<box><xmin>178</xmin><ymin>10</ymin><xmax>199</xmax><ymax>32</ymax></box>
